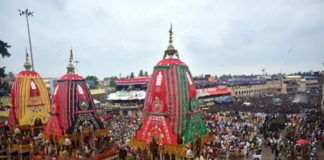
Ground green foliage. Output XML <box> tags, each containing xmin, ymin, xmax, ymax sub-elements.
<box><xmin>85</xmin><ymin>75</ymin><xmax>99</xmax><ymax>86</ymax></box>
<box><xmin>130</xmin><ymin>72</ymin><xmax>134</xmax><ymax>78</ymax></box>
<box><xmin>0</xmin><ymin>40</ymin><xmax>11</xmax><ymax>78</ymax></box>
<box><xmin>0</xmin><ymin>40</ymin><xmax>11</xmax><ymax>95</ymax></box>
<box><xmin>109</xmin><ymin>79</ymin><xmax>116</xmax><ymax>87</ymax></box>
<box><xmin>138</xmin><ymin>70</ymin><xmax>144</xmax><ymax>77</ymax></box>
<box><xmin>219</xmin><ymin>74</ymin><xmax>232</xmax><ymax>81</ymax></box>
<box><xmin>0</xmin><ymin>40</ymin><xmax>11</xmax><ymax>58</ymax></box>
<box><xmin>0</xmin><ymin>67</ymin><xmax>6</xmax><ymax>78</ymax></box>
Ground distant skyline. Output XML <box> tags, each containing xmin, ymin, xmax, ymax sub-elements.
<box><xmin>1</xmin><ymin>0</ymin><xmax>324</xmax><ymax>79</ymax></box>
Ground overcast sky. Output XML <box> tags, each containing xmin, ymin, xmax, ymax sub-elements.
<box><xmin>1</xmin><ymin>0</ymin><xmax>323</xmax><ymax>79</ymax></box>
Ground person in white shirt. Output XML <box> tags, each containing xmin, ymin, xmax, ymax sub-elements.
<box><xmin>252</xmin><ymin>153</ymin><xmax>262</xmax><ymax>160</ymax></box>
<box><xmin>244</xmin><ymin>145</ymin><xmax>248</xmax><ymax>157</ymax></box>
<box><xmin>258</xmin><ymin>138</ymin><xmax>262</xmax><ymax>148</ymax></box>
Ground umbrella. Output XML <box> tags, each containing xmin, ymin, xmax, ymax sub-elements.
<box><xmin>297</xmin><ymin>139</ymin><xmax>309</xmax><ymax>144</ymax></box>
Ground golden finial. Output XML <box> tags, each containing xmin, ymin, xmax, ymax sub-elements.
<box><xmin>163</xmin><ymin>24</ymin><xmax>179</xmax><ymax>59</ymax></box>
<box><xmin>69</xmin><ymin>48</ymin><xmax>73</xmax><ymax>63</ymax></box>
<box><xmin>25</xmin><ymin>48</ymin><xmax>29</xmax><ymax>62</ymax></box>
<box><xmin>24</xmin><ymin>48</ymin><xmax>31</xmax><ymax>71</ymax></box>
<box><xmin>67</xmin><ymin>48</ymin><xmax>75</xmax><ymax>74</ymax></box>
<box><xmin>169</xmin><ymin>23</ymin><xmax>173</xmax><ymax>44</ymax></box>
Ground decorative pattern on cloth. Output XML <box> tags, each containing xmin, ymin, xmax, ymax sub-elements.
<box><xmin>184</xmin><ymin>112</ymin><xmax>207</xmax><ymax>144</ymax></box>
<box><xmin>43</xmin><ymin>103</ymin><xmax>63</xmax><ymax>136</ymax></box>
<box><xmin>50</xmin><ymin>74</ymin><xmax>103</xmax><ymax>135</ymax></box>
<box><xmin>130</xmin><ymin>138</ymin><xmax>149</xmax><ymax>150</ymax></box>
<box><xmin>10</xmin><ymin>71</ymin><xmax>50</xmax><ymax>127</ymax></box>
<box><xmin>43</xmin><ymin>128</ymin><xmax>109</xmax><ymax>142</ymax></box>
<box><xmin>136</xmin><ymin>116</ymin><xmax>177</xmax><ymax>145</ymax></box>
<box><xmin>163</xmin><ymin>143</ymin><xmax>187</xmax><ymax>156</ymax></box>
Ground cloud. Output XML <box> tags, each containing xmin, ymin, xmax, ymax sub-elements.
<box><xmin>1</xmin><ymin>0</ymin><xmax>324</xmax><ymax>79</ymax></box>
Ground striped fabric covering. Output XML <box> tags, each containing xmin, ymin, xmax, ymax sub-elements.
<box><xmin>9</xmin><ymin>71</ymin><xmax>50</xmax><ymax>127</ymax></box>
<box><xmin>142</xmin><ymin>58</ymin><xmax>199</xmax><ymax>139</ymax></box>
<box><xmin>49</xmin><ymin>74</ymin><xmax>103</xmax><ymax>134</ymax></box>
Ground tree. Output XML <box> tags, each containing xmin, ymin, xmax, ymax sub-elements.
<box><xmin>85</xmin><ymin>75</ymin><xmax>99</xmax><ymax>88</ymax></box>
<box><xmin>0</xmin><ymin>40</ymin><xmax>11</xmax><ymax>58</ymax></box>
<box><xmin>138</xmin><ymin>70</ymin><xmax>144</xmax><ymax>77</ymax></box>
<box><xmin>144</xmin><ymin>71</ymin><xmax>148</xmax><ymax>77</ymax></box>
<box><xmin>0</xmin><ymin>40</ymin><xmax>11</xmax><ymax>78</ymax></box>
<box><xmin>130</xmin><ymin>72</ymin><xmax>134</xmax><ymax>78</ymax></box>
<box><xmin>0</xmin><ymin>40</ymin><xmax>11</xmax><ymax>96</ymax></box>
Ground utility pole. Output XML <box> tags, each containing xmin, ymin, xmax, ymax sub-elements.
<box><xmin>19</xmin><ymin>9</ymin><xmax>35</xmax><ymax>71</ymax></box>
<box><xmin>74</xmin><ymin>60</ymin><xmax>80</xmax><ymax>74</ymax></box>
<box><xmin>322</xmin><ymin>63</ymin><xmax>324</xmax><ymax>115</ymax></box>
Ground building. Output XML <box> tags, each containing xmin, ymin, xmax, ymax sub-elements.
<box><xmin>106</xmin><ymin>77</ymin><xmax>149</xmax><ymax>116</ymax></box>
<box><xmin>229</xmin><ymin>84</ymin><xmax>267</xmax><ymax>97</ymax></box>
<box><xmin>227</xmin><ymin>78</ymin><xmax>268</xmax><ymax>97</ymax></box>
<box><xmin>265</xmin><ymin>80</ymin><xmax>282</xmax><ymax>94</ymax></box>
<box><xmin>197</xmin><ymin>86</ymin><xmax>233</xmax><ymax>107</ymax></box>
<box><xmin>90</xmin><ymin>88</ymin><xmax>107</xmax><ymax>104</ymax></box>
<box><xmin>229</xmin><ymin>76</ymin><xmax>319</xmax><ymax>97</ymax></box>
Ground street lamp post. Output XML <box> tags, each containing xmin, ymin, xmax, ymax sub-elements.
<box><xmin>322</xmin><ymin>63</ymin><xmax>324</xmax><ymax>115</ymax></box>
<box><xmin>74</xmin><ymin>60</ymin><xmax>80</xmax><ymax>74</ymax></box>
<box><xmin>19</xmin><ymin>9</ymin><xmax>35</xmax><ymax>71</ymax></box>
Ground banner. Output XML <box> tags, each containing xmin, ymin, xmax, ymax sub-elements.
<box><xmin>115</xmin><ymin>77</ymin><xmax>150</xmax><ymax>85</ymax></box>
<box><xmin>196</xmin><ymin>87</ymin><xmax>231</xmax><ymax>97</ymax></box>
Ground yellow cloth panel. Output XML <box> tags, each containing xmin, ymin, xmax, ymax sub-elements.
<box><xmin>0</xmin><ymin>97</ymin><xmax>10</xmax><ymax>106</ymax></box>
<box><xmin>16</xmin><ymin>76</ymin><xmax>50</xmax><ymax>126</ymax></box>
<box><xmin>0</xmin><ymin>111</ymin><xmax>9</xmax><ymax>117</ymax></box>
<box><xmin>90</xmin><ymin>89</ymin><xmax>106</xmax><ymax>95</ymax></box>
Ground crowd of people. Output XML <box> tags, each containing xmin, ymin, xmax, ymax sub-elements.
<box><xmin>202</xmin><ymin>111</ymin><xmax>265</xmax><ymax>159</ymax></box>
<box><xmin>92</xmin><ymin>90</ymin><xmax>323</xmax><ymax>160</ymax></box>
<box><xmin>281</xmin><ymin>109</ymin><xmax>323</xmax><ymax>160</ymax></box>
<box><xmin>209</xmin><ymin>93</ymin><xmax>321</xmax><ymax>114</ymax></box>
<box><xmin>201</xmin><ymin>91</ymin><xmax>323</xmax><ymax>160</ymax></box>
<box><xmin>0</xmin><ymin>126</ymin><xmax>115</xmax><ymax>159</ymax></box>
<box><xmin>0</xmin><ymin>87</ymin><xmax>323</xmax><ymax>160</ymax></box>
<box><xmin>111</xmin><ymin>92</ymin><xmax>323</xmax><ymax>160</ymax></box>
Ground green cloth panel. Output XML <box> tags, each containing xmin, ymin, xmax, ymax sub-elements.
<box><xmin>154</xmin><ymin>65</ymin><xmax>189</xmax><ymax>70</ymax></box>
<box><xmin>184</xmin><ymin>112</ymin><xmax>207</xmax><ymax>143</ymax></box>
<box><xmin>146</xmin><ymin>112</ymin><xmax>169</xmax><ymax>116</ymax></box>
<box><xmin>164</xmin><ymin>70</ymin><xmax>169</xmax><ymax>123</ymax></box>
<box><xmin>180</xmin><ymin>68</ymin><xmax>185</xmax><ymax>137</ymax></box>
<box><xmin>154</xmin><ymin>66</ymin><xmax>170</xmax><ymax>70</ymax></box>
<box><xmin>183</xmin><ymin>69</ymin><xmax>189</xmax><ymax>136</ymax></box>
<box><xmin>176</xmin><ymin>66</ymin><xmax>183</xmax><ymax>138</ymax></box>
<box><xmin>169</xmin><ymin>68</ymin><xmax>174</xmax><ymax>130</ymax></box>
<box><xmin>173</xmin><ymin>65</ymin><xmax>179</xmax><ymax>135</ymax></box>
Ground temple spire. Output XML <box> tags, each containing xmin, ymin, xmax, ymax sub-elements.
<box><xmin>169</xmin><ymin>23</ymin><xmax>173</xmax><ymax>44</ymax></box>
<box><xmin>66</xmin><ymin>48</ymin><xmax>75</xmax><ymax>74</ymax></box>
<box><xmin>23</xmin><ymin>48</ymin><xmax>32</xmax><ymax>71</ymax></box>
<box><xmin>163</xmin><ymin>24</ymin><xmax>179</xmax><ymax>59</ymax></box>
<box><xmin>69</xmin><ymin>48</ymin><xmax>73</xmax><ymax>63</ymax></box>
